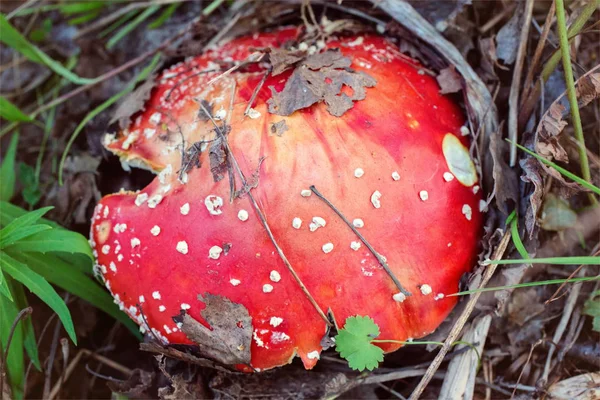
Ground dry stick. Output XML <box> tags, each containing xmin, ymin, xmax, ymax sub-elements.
<box><xmin>521</xmin><ymin>1</ymin><xmax>556</xmax><ymax>105</ymax></box>
<box><xmin>48</xmin><ymin>350</ymin><xmax>133</xmax><ymax>400</ymax></box>
<box><xmin>43</xmin><ymin>303</ymin><xmax>65</xmax><ymax>399</ymax></box>
<box><xmin>243</xmin><ymin>66</ymin><xmax>271</xmax><ymax>117</ymax></box>
<box><xmin>197</xmin><ymin>101</ymin><xmax>331</xmax><ymax>326</ymax></box>
<box><xmin>0</xmin><ymin>307</ymin><xmax>32</xmax><ymax>398</ymax></box>
<box><xmin>409</xmin><ymin>231</ymin><xmax>511</xmax><ymax>400</ymax></box>
<box><xmin>508</xmin><ymin>0</ymin><xmax>534</xmax><ymax>167</ymax></box>
<box><xmin>309</xmin><ymin>185</ymin><xmax>411</xmax><ymax>297</ymax></box>
<box><xmin>541</xmin><ymin>268</ymin><xmax>587</xmax><ymax>383</ymax></box>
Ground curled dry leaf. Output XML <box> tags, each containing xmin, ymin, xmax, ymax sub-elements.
<box><xmin>180</xmin><ymin>294</ymin><xmax>252</xmax><ymax>365</ymax></box>
<box><xmin>267</xmin><ymin>49</ymin><xmax>377</xmax><ymax>117</ymax></box>
<box><xmin>107</xmin><ymin>369</ymin><xmax>154</xmax><ymax>398</ymax></box>
<box><xmin>547</xmin><ymin>372</ymin><xmax>600</xmax><ymax>400</ymax></box>
<box><xmin>436</xmin><ymin>66</ymin><xmax>463</xmax><ymax>94</ymax></box>
<box><xmin>535</xmin><ymin>70</ymin><xmax>600</xmax><ymax>163</ymax></box>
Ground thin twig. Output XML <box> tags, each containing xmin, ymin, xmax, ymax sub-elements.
<box><xmin>521</xmin><ymin>2</ymin><xmax>555</xmax><ymax>104</ymax></box>
<box><xmin>540</xmin><ymin>268</ymin><xmax>587</xmax><ymax>383</ymax></box>
<box><xmin>409</xmin><ymin>231</ymin><xmax>511</xmax><ymax>400</ymax></box>
<box><xmin>309</xmin><ymin>185</ymin><xmax>411</xmax><ymax>297</ymax></box>
<box><xmin>243</xmin><ymin>66</ymin><xmax>271</xmax><ymax>117</ymax></box>
<box><xmin>508</xmin><ymin>0</ymin><xmax>534</xmax><ymax>166</ymax></box>
<box><xmin>554</xmin><ymin>0</ymin><xmax>596</xmax><ymax>204</ymax></box>
<box><xmin>0</xmin><ymin>307</ymin><xmax>32</xmax><ymax>398</ymax></box>
<box><xmin>197</xmin><ymin>99</ymin><xmax>331</xmax><ymax>326</ymax></box>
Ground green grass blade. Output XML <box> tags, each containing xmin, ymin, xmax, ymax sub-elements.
<box><xmin>485</xmin><ymin>256</ymin><xmax>600</xmax><ymax>265</ymax></box>
<box><xmin>11</xmin><ymin>251</ymin><xmax>142</xmax><ymax>340</ymax></box>
<box><xmin>106</xmin><ymin>5</ymin><xmax>160</xmax><ymax>50</ymax></box>
<box><xmin>0</xmin><ymin>14</ymin><xmax>97</xmax><ymax>85</ymax></box>
<box><xmin>99</xmin><ymin>10</ymin><xmax>138</xmax><ymax>38</ymax></box>
<box><xmin>0</xmin><ymin>224</ymin><xmax>51</xmax><ymax>248</ymax></box>
<box><xmin>58</xmin><ymin>53</ymin><xmax>162</xmax><ymax>184</ymax></box>
<box><xmin>0</xmin><ymin>268</ymin><xmax>13</xmax><ymax>301</ymax></box>
<box><xmin>68</xmin><ymin>9</ymin><xmax>103</xmax><ymax>25</ymax></box>
<box><xmin>10</xmin><ymin>281</ymin><xmax>41</xmax><ymax>371</ymax></box>
<box><xmin>0</xmin><ymin>97</ymin><xmax>32</xmax><ymax>122</ymax></box>
<box><xmin>0</xmin><ymin>253</ymin><xmax>77</xmax><ymax>344</ymax></box>
<box><xmin>448</xmin><ymin>275</ymin><xmax>600</xmax><ymax>296</ymax></box>
<box><xmin>0</xmin><ymin>284</ymin><xmax>24</xmax><ymax>399</ymax></box>
<box><xmin>510</xmin><ymin>216</ymin><xmax>529</xmax><ymax>259</ymax></box>
<box><xmin>0</xmin><ymin>201</ymin><xmax>60</xmax><ymax>229</ymax></box>
<box><xmin>509</xmin><ymin>139</ymin><xmax>600</xmax><ymax>196</ymax></box>
<box><xmin>148</xmin><ymin>3</ymin><xmax>180</xmax><ymax>29</ymax></box>
<box><xmin>0</xmin><ymin>206</ymin><xmax>53</xmax><ymax>240</ymax></box>
<box><xmin>4</xmin><ymin>229</ymin><xmax>93</xmax><ymax>261</ymax></box>
<box><xmin>0</xmin><ymin>133</ymin><xmax>19</xmax><ymax>201</ymax></box>
<box><xmin>58</xmin><ymin>1</ymin><xmax>105</xmax><ymax>15</ymax></box>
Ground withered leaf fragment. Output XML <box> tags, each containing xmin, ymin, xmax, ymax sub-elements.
<box><xmin>269</xmin><ymin>48</ymin><xmax>306</xmax><ymax>76</ymax></box>
<box><xmin>267</xmin><ymin>49</ymin><xmax>376</xmax><ymax>117</ymax></box>
<box><xmin>181</xmin><ymin>294</ymin><xmax>252</xmax><ymax>365</ymax></box>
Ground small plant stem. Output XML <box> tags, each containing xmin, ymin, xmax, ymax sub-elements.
<box><xmin>518</xmin><ymin>0</ymin><xmax>599</xmax><ymax>129</ymax></box>
<box><xmin>554</xmin><ymin>0</ymin><xmax>597</xmax><ymax>205</ymax></box>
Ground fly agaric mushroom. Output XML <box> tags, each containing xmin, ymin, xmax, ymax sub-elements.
<box><xmin>91</xmin><ymin>26</ymin><xmax>482</xmax><ymax>371</ymax></box>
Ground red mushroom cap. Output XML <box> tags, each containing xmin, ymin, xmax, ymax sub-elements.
<box><xmin>91</xmin><ymin>27</ymin><xmax>483</xmax><ymax>371</ymax></box>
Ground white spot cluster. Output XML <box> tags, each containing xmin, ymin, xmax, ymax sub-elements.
<box><xmin>352</xmin><ymin>218</ymin><xmax>364</xmax><ymax>228</ymax></box>
<box><xmin>176</xmin><ymin>241</ymin><xmax>189</xmax><ymax>254</ymax></box>
<box><xmin>350</xmin><ymin>241</ymin><xmax>361</xmax><ymax>251</ymax></box>
<box><xmin>292</xmin><ymin>217</ymin><xmax>302</xmax><ymax>229</ymax></box>
<box><xmin>152</xmin><ymin>291</ymin><xmax>161</xmax><ymax>300</ymax></box>
<box><xmin>147</xmin><ymin>195</ymin><xmax>163</xmax><ymax>209</ymax></box>
<box><xmin>443</xmin><ymin>172</ymin><xmax>454</xmax><ymax>182</ymax></box>
<box><xmin>354</xmin><ymin>168</ymin><xmax>365</xmax><ymax>178</ymax></box>
<box><xmin>393</xmin><ymin>292</ymin><xmax>407</xmax><ymax>302</ymax></box>
<box><xmin>180</xmin><ymin>203</ymin><xmax>190</xmax><ymax>215</ymax></box>
<box><xmin>230</xmin><ymin>279</ymin><xmax>241</xmax><ymax>286</ymax></box>
<box><xmin>309</xmin><ymin>216</ymin><xmax>326</xmax><ymax>232</ymax></box>
<box><xmin>307</xmin><ymin>350</ymin><xmax>320</xmax><ymax>360</ymax></box>
<box><xmin>246</xmin><ymin>108</ymin><xmax>261</xmax><ymax>119</ymax></box>
<box><xmin>113</xmin><ymin>223</ymin><xmax>127</xmax><ymax>233</ymax></box>
<box><xmin>263</xmin><ymin>284</ymin><xmax>274</xmax><ymax>293</ymax></box>
<box><xmin>181</xmin><ymin>303</ymin><xmax>191</xmax><ymax>310</ymax></box>
<box><xmin>419</xmin><ymin>190</ymin><xmax>429</xmax><ymax>201</ymax></box>
<box><xmin>462</xmin><ymin>204</ymin><xmax>473</xmax><ymax>221</ymax></box>
<box><xmin>238</xmin><ymin>209</ymin><xmax>249</xmax><ymax>221</ymax></box>
<box><xmin>135</xmin><ymin>193</ymin><xmax>148</xmax><ymax>206</ymax></box>
<box><xmin>131</xmin><ymin>238</ymin><xmax>141</xmax><ymax>248</ymax></box>
<box><xmin>270</xmin><ymin>270</ymin><xmax>281</xmax><ymax>282</ymax></box>
<box><xmin>392</xmin><ymin>171</ymin><xmax>400</xmax><ymax>181</ymax></box>
<box><xmin>149</xmin><ymin>112</ymin><xmax>162</xmax><ymax>126</ymax></box>
<box><xmin>205</xmin><ymin>195</ymin><xmax>223</xmax><ymax>215</ymax></box>
<box><xmin>300</xmin><ymin>189</ymin><xmax>312</xmax><ymax>197</ymax></box>
<box><xmin>371</xmin><ymin>191</ymin><xmax>382</xmax><ymax>208</ymax></box>
<box><xmin>102</xmin><ymin>245</ymin><xmax>110</xmax><ymax>255</ymax></box>
<box><xmin>420</xmin><ymin>284</ymin><xmax>432</xmax><ymax>295</ymax></box>
<box><xmin>270</xmin><ymin>317</ymin><xmax>283</xmax><ymax>327</ymax></box>
<box><xmin>209</xmin><ymin>245</ymin><xmax>223</xmax><ymax>259</ymax></box>
<box><xmin>322</xmin><ymin>243</ymin><xmax>334</xmax><ymax>254</ymax></box>
<box><xmin>151</xmin><ymin>225</ymin><xmax>161</xmax><ymax>236</ymax></box>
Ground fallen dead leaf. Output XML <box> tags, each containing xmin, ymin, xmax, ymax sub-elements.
<box><xmin>436</xmin><ymin>65</ymin><xmax>463</xmax><ymax>94</ymax></box>
<box><xmin>547</xmin><ymin>372</ymin><xmax>600</xmax><ymax>400</ymax></box>
<box><xmin>180</xmin><ymin>294</ymin><xmax>252</xmax><ymax>365</ymax></box>
<box><xmin>267</xmin><ymin>49</ymin><xmax>376</xmax><ymax>117</ymax></box>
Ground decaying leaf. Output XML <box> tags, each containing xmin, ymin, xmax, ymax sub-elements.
<box><xmin>107</xmin><ymin>368</ymin><xmax>154</xmax><ymax>398</ymax></box>
<box><xmin>547</xmin><ymin>372</ymin><xmax>600</xmax><ymax>400</ymax></box>
<box><xmin>270</xmin><ymin>120</ymin><xmax>288</xmax><ymax>136</ymax></box>
<box><xmin>507</xmin><ymin>288</ymin><xmax>544</xmax><ymax>326</ymax></box>
<box><xmin>490</xmin><ymin>127</ymin><xmax>518</xmax><ymax>213</ymax></box>
<box><xmin>267</xmin><ymin>49</ymin><xmax>377</xmax><ymax>117</ymax></box>
<box><xmin>436</xmin><ymin>66</ymin><xmax>462</xmax><ymax>94</ymax></box>
<box><xmin>159</xmin><ymin>374</ymin><xmax>205</xmax><ymax>400</ymax></box>
<box><xmin>536</xmin><ymin>71</ymin><xmax>600</xmax><ymax>162</ymax></box>
<box><xmin>111</xmin><ymin>72</ymin><xmax>160</xmax><ymax>129</ymax></box>
<box><xmin>268</xmin><ymin>48</ymin><xmax>306</xmax><ymax>76</ymax></box>
<box><xmin>520</xmin><ymin>157</ymin><xmax>544</xmax><ymax>237</ymax></box>
<box><xmin>209</xmin><ymin>137</ymin><xmax>228</xmax><ymax>182</ymax></box>
<box><xmin>539</xmin><ymin>193</ymin><xmax>577</xmax><ymax>231</ymax></box>
<box><xmin>495</xmin><ymin>5</ymin><xmax>522</xmax><ymax>65</ymax></box>
<box><xmin>180</xmin><ymin>294</ymin><xmax>252</xmax><ymax>365</ymax></box>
